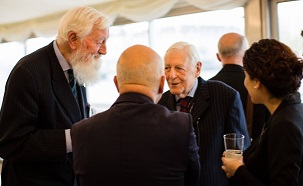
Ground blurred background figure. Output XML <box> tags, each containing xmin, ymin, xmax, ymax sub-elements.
<box><xmin>222</xmin><ymin>39</ymin><xmax>303</xmax><ymax>185</ymax></box>
<box><xmin>210</xmin><ymin>32</ymin><xmax>270</xmax><ymax>140</ymax></box>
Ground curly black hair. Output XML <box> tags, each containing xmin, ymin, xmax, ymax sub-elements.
<box><xmin>243</xmin><ymin>39</ymin><xmax>303</xmax><ymax>98</ymax></box>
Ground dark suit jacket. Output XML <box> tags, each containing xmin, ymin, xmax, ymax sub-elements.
<box><xmin>71</xmin><ymin>92</ymin><xmax>200</xmax><ymax>186</ymax></box>
<box><xmin>231</xmin><ymin>93</ymin><xmax>303</xmax><ymax>186</ymax></box>
<box><xmin>158</xmin><ymin>77</ymin><xmax>251</xmax><ymax>186</ymax></box>
<box><xmin>0</xmin><ymin>42</ymin><xmax>89</xmax><ymax>185</ymax></box>
<box><xmin>210</xmin><ymin>64</ymin><xmax>270</xmax><ymax>140</ymax></box>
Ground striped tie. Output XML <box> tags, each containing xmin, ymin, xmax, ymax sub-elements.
<box><xmin>67</xmin><ymin>69</ymin><xmax>77</xmax><ymax>98</ymax></box>
<box><xmin>178</xmin><ymin>96</ymin><xmax>192</xmax><ymax>112</ymax></box>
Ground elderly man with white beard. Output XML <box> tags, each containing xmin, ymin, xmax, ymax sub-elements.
<box><xmin>0</xmin><ymin>6</ymin><xmax>110</xmax><ymax>186</ymax></box>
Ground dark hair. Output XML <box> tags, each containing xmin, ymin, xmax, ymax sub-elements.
<box><xmin>243</xmin><ymin>39</ymin><xmax>303</xmax><ymax>98</ymax></box>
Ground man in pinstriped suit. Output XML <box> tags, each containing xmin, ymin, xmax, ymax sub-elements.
<box><xmin>158</xmin><ymin>41</ymin><xmax>250</xmax><ymax>186</ymax></box>
<box><xmin>0</xmin><ymin>6</ymin><xmax>110</xmax><ymax>185</ymax></box>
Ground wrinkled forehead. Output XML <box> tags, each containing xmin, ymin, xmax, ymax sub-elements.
<box><xmin>165</xmin><ymin>49</ymin><xmax>193</xmax><ymax>65</ymax></box>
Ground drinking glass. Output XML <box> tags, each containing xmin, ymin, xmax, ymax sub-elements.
<box><xmin>223</xmin><ymin>133</ymin><xmax>244</xmax><ymax>160</ymax></box>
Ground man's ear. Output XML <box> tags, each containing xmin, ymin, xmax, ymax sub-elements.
<box><xmin>155</xmin><ymin>75</ymin><xmax>165</xmax><ymax>104</ymax></box>
<box><xmin>195</xmin><ymin>61</ymin><xmax>202</xmax><ymax>77</ymax></box>
<box><xmin>158</xmin><ymin>75</ymin><xmax>165</xmax><ymax>94</ymax></box>
<box><xmin>67</xmin><ymin>31</ymin><xmax>78</xmax><ymax>49</ymax></box>
<box><xmin>216</xmin><ymin>53</ymin><xmax>222</xmax><ymax>62</ymax></box>
<box><xmin>113</xmin><ymin>76</ymin><xmax>119</xmax><ymax>93</ymax></box>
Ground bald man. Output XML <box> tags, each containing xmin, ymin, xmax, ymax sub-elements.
<box><xmin>210</xmin><ymin>32</ymin><xmax>270</xmax><ymax>140</ymax></box>
<box><xmin>210</xmin><ymin>32</ymin><xmax>249</xmax><ymax>113</ymax></box>
<box><xmin>71</xmin><ymin>45</ymin><xmax>200</xmax><ymax>186</ymax></box>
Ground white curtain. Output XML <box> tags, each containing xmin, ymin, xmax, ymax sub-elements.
<box><xmin>0</xmin><ymin>0</ymin><xmax>248</xmax><ymax>43</ymax></box>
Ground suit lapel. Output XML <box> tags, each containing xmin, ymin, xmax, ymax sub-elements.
<box><xmin>52</xmin><ymin>80</ymin><xmax>81</xmax><ymax>123</ymax></box>
<box><xmin>77</xmin><ymin>85</ymin><xmax>88</xmax><ymax>119</ymax></box>
<box><xmin>190</xmin><ymin>77</ymin><xmax>210</xmax><ymax>124</ymax></box>
<box><xmin>161</xmin><ymin>77</ymin><xmax>210</xmax><ymax>124</ymax></box>
<box><xmin>47</xmin><ymin>42</ymin><xmax>81</xmax><ymax>123</ymax></box>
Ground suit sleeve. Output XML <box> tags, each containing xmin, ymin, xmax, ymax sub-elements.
<box><xmin>184</xmin><ymin>114</ymin><xmax>200</xmax><ymax>186</ymax></box>
<box><xmin>226</xmin><ymin>91</ymin><xmax>251</xmax><ymax>149</ymax></box>
<box><xmin>0</xmin><ymin>65</ymin><xmax>66</xmax><ymax>161</ymax></box>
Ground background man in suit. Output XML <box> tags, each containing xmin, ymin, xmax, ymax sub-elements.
<box><xmin>0</xmin><ymin>6</ymin><xmax>110</xmax><ymax>185</ymax></box>
<box><xmin>210</xmin><ymin>32</ymin><xmax>270</xmax><ymax>140</ymax></box>
<box><xmin>71</xmin><ymin>44</ymin><xmax>200</xmax><ymax>186</ymax></box>
<box><xmin>157</xmin><ymin>41</ymin><xmax>250</xmax><ymax>186</ymax></box>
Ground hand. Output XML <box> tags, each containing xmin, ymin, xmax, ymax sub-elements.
<box><xmin>221</xmin><ymin>151</ymin><xmax>244</xmax><ymax>178</ymax></box>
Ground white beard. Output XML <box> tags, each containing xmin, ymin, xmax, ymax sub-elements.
<box><xmin>69</xmin><ymin>49</ymin><xmax>102</xmax><ymax>86</ymax></box>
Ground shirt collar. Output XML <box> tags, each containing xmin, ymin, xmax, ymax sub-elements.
<box><xmin>53</xmin><ymin>40</ymin><xmax>71</xmax><ymax>71</ymax></box>
<box><xmin>175</xmin><ymin>78</ymin><xmax>198</xmax><ymax>101</ymax></box>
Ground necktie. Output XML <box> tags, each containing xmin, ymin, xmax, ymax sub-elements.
<box><xmin>178</xmin><ymin>96</ymin><xmax>192</xmax><ymax>112</ymax></box>
<box><xmin>67</xmin><ymin>69</ymin><xmax>77</xmax><ymax>98</ymax></box>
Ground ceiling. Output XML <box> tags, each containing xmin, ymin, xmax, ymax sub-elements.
<box><xmin>0</xmin><ymin>0</ymin><xmax>248</xmax><ymax>42</ymax></box>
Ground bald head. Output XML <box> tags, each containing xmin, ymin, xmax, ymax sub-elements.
<box><xmin>115</xmin><ymin>45</ymin><xmax>165</xmax><ymax>101</ymax></box>
<box><xmin>217</xmin><ymin>33</ymin><xmax>249</xmax><ymax>66</ymax></box>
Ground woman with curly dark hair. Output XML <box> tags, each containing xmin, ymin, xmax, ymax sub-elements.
<box><xmin>221</xmin><ymin>39</ymin><xmax>303</xmax><ymax>185</ymax></box>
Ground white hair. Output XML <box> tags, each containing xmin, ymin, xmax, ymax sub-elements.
<box><xmin>57</xmin><ymin>6</ymin><xmax>111</xmax><ymax>41</ymax></box>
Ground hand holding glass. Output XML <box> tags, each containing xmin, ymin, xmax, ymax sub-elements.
<box><xmin>223</xmin><ymin>133</ymin><xmax>244</xmax><ymax>160</ymax></box>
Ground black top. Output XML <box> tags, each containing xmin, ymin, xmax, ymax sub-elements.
<box><xmin>231</xmin><ymin>92</ymin><xmax>303</xmax><ymax>186</ymax></box>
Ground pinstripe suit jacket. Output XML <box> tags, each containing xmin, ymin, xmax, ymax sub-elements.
<box><xmin>0</xmin><ymin>42</ymin><xmax>89</xmax><ymax>185</ymax></box>
<box><xmin>158</xmin><ymin>77</ymin><xmax>250</xmax><ymax>186</ymax></box>
<box><xmin>209</xmin><ymin>64</ymin><xmax>270</xmax><ymax>140</ymax></box>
